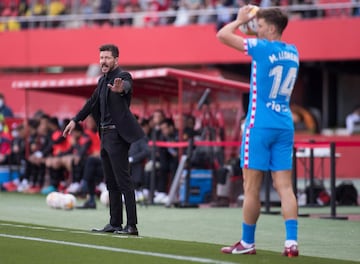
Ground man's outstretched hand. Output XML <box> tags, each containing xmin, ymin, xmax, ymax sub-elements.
<box><xmin>108</xmin><ymin>77</ymin><xmax>124</xmax><ymax>93</ymax></box>
<box><xmin>63</xmin><ymin>120</ymin><xmax>76</xmax><ymax>137</ymax></box>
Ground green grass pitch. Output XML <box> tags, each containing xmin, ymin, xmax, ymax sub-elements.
<box><xmin>0</xmin><ymin>192</ymin><xmax>359</xmax><ymax>264</ymax></box>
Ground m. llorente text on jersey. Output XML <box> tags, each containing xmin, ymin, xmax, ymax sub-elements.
<box><xmin>269</xmin><ymin>51</ymin><xmax>299</xmax><ymax>64</ymax></box>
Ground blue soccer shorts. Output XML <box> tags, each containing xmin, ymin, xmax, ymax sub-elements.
<box><xmin>240</xmin><ymin>127</ymin><xmax>294</xmax><ymax>171</ymax></box>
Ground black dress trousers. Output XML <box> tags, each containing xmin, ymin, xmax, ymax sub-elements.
<box><xmin>100</xmin><ymin>129</ymin><xmax>137</xmax><ymax>227</ymax></box>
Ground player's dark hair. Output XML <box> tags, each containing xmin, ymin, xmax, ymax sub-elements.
<box><xmin>99</xmin><ymin>44</ymin><xmax>119</xmax><ymax>58</ymax></box>
<box><xmin>257</xmin><ymin>8</ymin><xmax>288</xmax><ymax>35</ymax></box>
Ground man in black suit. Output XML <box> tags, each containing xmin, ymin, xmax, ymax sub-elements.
<box><xmin>63</xmin><ymin>44</ymin><xmax>145</xmax><ymax>236</ymax></box>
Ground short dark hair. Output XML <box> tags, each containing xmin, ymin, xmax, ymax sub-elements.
<box><xmin>99</xmin><ymin>44</ymin><xmax>119</xmax><ymax>58</ymax></box>
<box><xmin>49</xmin><ymin>116</ymin><xmax>59</xmax><ymax>127</ymax></box>
<box><xmin>73</xmin><ymin>122</ymin><xmax>84</xmax><ymax>133</ymax></box>
<box><xmin>160</xmin><ymin>118</ymin><xmax>175</xmax><ymax>128</ymax></box>
<box><xmin>140</xmin><ymin>118</ymin><xmax>149</xmax><ymax>127</ymax></box>
<box><xmin>40</xmin><ymin>114</ymin><xmax>51</xmax><ymax>121</ymax></box>
<box><xmin>256</xmin><ymin>8</ymin><xmax>288</xmax><ymax>35</ymax></box>
<box><xmin>28</xmin><ymin>118</ymin><xmax>39</xmax><ymax>129</ymax></box>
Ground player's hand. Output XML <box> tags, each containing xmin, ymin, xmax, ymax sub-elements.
<box><xmin>108</xmin><ymin>77</ymin><xmax>124</xmax><ymax>93</ymax></box>
<box><xmin>236</xmin><ymin>5</ymin><xmax>254</xmax><ymax>24</ymax></box>
<box><xmin>63</xmin><ymin>120</ymin><xmax>76</xmax><ymax>137</ymax></box>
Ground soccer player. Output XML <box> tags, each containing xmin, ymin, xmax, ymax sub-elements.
<box><xmin>217</xmin><ymin>6</ymin><xmax>300</xmax><ymax>257</ymax></box>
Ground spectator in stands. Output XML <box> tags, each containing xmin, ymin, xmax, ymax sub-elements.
<box><xmin>129</xmin><ymin>118</ymin><xmax>151</xmax><ymax>202</ymax></box>
<box><xmin>24</xmin><ymin>114</ymin><xmax>52</xmax><ymax>193</ymax></box>
<box><xmin>131</xmin><ymin>1</ymin><xmax>146</xmax><ymax>27</ymax></box>
<box><xmin>76</xmin><ymin>115</ymin><xmax>103</xmax><ymax>209</ymax></box>
<box><xmin>140</xmin><ymin>118</ymin><xmax>151</xmax><ymax>138</ymax></box>
<box><xmin>99</xmin><ymin>0</ymin><xmax>113</xmax><ymax>13</ymax></box>
<box><xmin>299</xmin><ymin>0</ymin><xmax>319</xmax><ymax>18</ymax></box>
<box><xmin>346</xmin><ymin>104</ymin><xmax>360</xmax><ymax>135</ymax></box>
<box><xmin>47</xmin><ymin>0</ymin><xmax>67</xmax><ymax>28</ymax></box>
<box><xmin>197</xmin><ymin>0</ymin><xmax>216</xmax><ymax>24</ymax></box>
<box><xmin>17</xmin><ymin>0</ymin><xmax>29</xmax><ymax>29</ymax></box>
<box><xmin>185</xmin><ymin>0</ymin><xmax>202</xmax><ymax>24</ymax></box>
<box><xmin>79</xmin><ymin>0</ymin><xmax>95</xmax><ymax>27</ymax></box>
<box><xmin>82</xmin><ymin>115</ymin><xmax>100</xmax><ymax>162</ymax></box>
<box><xmin>6</xmin><ymin>124</ymin><xmax>27</xmax><ymax>192</ymax></box>
<box><xmin>17</xmin><ymin>119</ymin><xmax>38</xmax><ymax>192</ymax></box>
<box><xmin>0</xmin><ymin>116</ymin><xmax>15</xmax><ymax>191</ymax></box>
<box><xmin>8</xmin><ymin>124</ymin><xmax>26</xmax><ymax>168</ymax></box>
<box><xmin>0</xmin><ymin>118</ymin><xmax>12</xmax><ymax>165</ymax></box>
<box><xmin>143</xmin><ymin>0</ymin><xmax>161</xmax><ymax>27</ymax></box>
<box><xmin>150</xmin><ymin>109</ymin><xmax>166</xmax><ymax>139</ymax></box>
<box><xmin>40</xmin><ymin>117</ymin><xmax>71</xmax><ymax>193</ymax></box>
<box><xmin>354</xmin><ymin>0</ymin><xmax>360</xmax><ymax>16</ymax></box>
<box><xmin>42</xmin><ymin>122</ymin><xmax>92</xmax><ymax>195</ymax></box>
<box><xmin>25</xmin><ymin>0</ymin><xmax>47</xmax><ymax>28</ymax></box>
<box><xmin>2</xmin><ymin>123</ymin><xmax>27</xmax><ymax>192</ymax></box>
<box><xmin>75</xmin><ymin>155</ymin><xmax>104</xmax><ymax>209</ymax></box>
<box><xmin>191</xmin><ymin>103</ymin><xmax>225</xmax><ymax>168</ymax></box>
<box><xmin>18</xmin><ymin>0</ymin><xmax>29</xmax><ymax>16</ymax></box>
<box><xmin>143</xmin><ymin>110</ymin><xmax>165</xmax><ymax>189</ymax></box>
<box><xmin>259</xmin><ymin>0</ymin><xmax>272</xmax><ymax>8</ymax></box>
<box><xmin>154</xmin><ymin>117</ymin><xmax>179</xmax><ymax>204</ymax></box>
<box><xmin>113</xmin><ymin>0</ymin><xmax>136</xmax><ymax>26</ymax></box>
<box><xmin>32</xmin><ymin>109</ymin><xmax>46</xmax><ymax>121</ymax></box>
<box><xmin>80</xmin><ymin>0</ymin><xmax>95</xmax><ymax>14</ymax></box>
<box><xmin>183</xmin><ymin>114</ymin><xmax>199</xmax><ymax>141</ymax></box>
<box><xmin>0</xmin><ymin>6</ymin><xmax>21</xmax><ymax>32</ymax></box>
<box><xmin>65</xmin><ymin>115</ymin><xmax>99</xmax><ymax>195</ymax></box>
<box><xmin>320</xmin><ymin>0</ymin><xmax>352</xmax><ymax>17</ymax></box>
<box><xmin>173</xmin><ymin>0</ymin><xmax>191</xmax><ymax>26</ymax></box>
<box><xmin>0</xmin><ymin>93</ymin><xmax>14</xmax><ymax>117</ymax></box>
<box><xmin>97</xmin><ymin>0</ymin><xmax>112</xmax><ymax>26</ymax></box>
<box><xmin>215</xmin><ymin>0</ymin><xmax>233</xmax><ymax>31</ymax></box>
<box><xmin>163</xmin><ymin>0</ymin><xmax>179</xmax><ymax>25</ymax></box>
<box><xmin>47</xmin><ymin>117</ymin><xmax>70</xmax><ymax>158</ymax></box>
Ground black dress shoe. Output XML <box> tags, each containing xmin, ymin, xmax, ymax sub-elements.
<box><xmin>91</xmin><ymin>224</ymin><xmax>122</xmax><ymax>233</ymax></box>
<box><xmin>76</xmin><ymin>200</ymin><xmax>96</xmax><ymax>209</ymax></box>
<box><xmin>114</xmin><ymin>225</ymin><xmax>138</xmax><ymax>236</ymax></box>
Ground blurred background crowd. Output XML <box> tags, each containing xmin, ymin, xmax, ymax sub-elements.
<box><xmin>1</xmin><ymin>88</ymin><xmax>359</xmax><ymax>206</ymax></box>
<box><xmin>1</xmin><ymin>0</ymin><xmax>360</xmax><ymax>31</ymax></box>
<box><xmin>0</xmin><ymin>91</ymin><xmax>230</xmax><ymax>205</ymax></box>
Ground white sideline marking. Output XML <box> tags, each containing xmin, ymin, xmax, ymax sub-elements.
<box><xmin>0</xmin><ymin>233</ymin><xmax>236</xmax><ymax>264</ymax></box>
<box><xmin>0</xmin><ymin>223</ymin><xmax>136</xmax><ymax>238</ymax></box>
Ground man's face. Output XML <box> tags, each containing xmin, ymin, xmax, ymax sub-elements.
<box><xmin>99</xmin><ymin>50</ymin><xmax>118</xmax><ymax>73</ymax></box>
<box><xmin>160</xmin><ymin>123</ymin><xmax>171</xmax><ymax>136</ymax></box>
<box><xmin>256</xmin><ymin>18</ymin><xmax>271</xmax><ymax>39</ymax></box>
<box><xmin>153</xmin><ymin>111</ymin><xmax>164</xmax><ymax>126</ymax></box>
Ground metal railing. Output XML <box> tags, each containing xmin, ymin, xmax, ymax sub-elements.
<box><xmin>0</xmin><ymin>2</ymin><xmax>359</xmax><ymax>30</ymax></box>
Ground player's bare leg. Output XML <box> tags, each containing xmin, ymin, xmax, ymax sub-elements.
<box><xmin>272</xmin><ymin>170</ymin><xmax>299</xmax><ymax>257</ymax></box>
<box><xmin>221</xmin><ymin>168</ymin><xmax>263</xmax><ymax>254</ymax></box>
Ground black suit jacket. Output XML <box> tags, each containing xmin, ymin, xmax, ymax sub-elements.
<box><xmin>73</xmin><ymin>67</ymin><xmax>144</xmax><ymax>144</ymax></box>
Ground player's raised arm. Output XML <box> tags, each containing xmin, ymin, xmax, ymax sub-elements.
<box><xmin>216</xmin><ymin>5</ymin><xmax>256</xmax><ymax>52</ymax></box>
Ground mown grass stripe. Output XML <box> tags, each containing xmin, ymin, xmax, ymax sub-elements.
<box><xmin>0</xmin><ymin>233</ymin><xmax>237</xmax><ymax>264</ymax></box>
